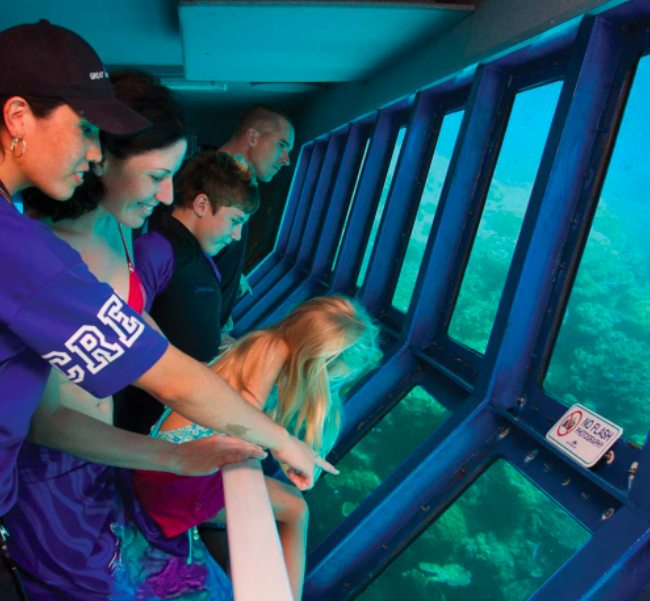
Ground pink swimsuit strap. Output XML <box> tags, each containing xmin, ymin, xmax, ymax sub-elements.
<box><xmin>118</xmin><ymin>224</ymin><xmax>146</xmax><ymax>314</ymax></box>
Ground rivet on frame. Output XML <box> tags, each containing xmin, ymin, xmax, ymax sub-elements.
<box><xmin>628</xmin><ymin>461</ymin><xmax>638</xmax><ymax>491</ymax></box>
<box><xmin>525</xmin><ymin>449</ymin><xmax>539</xmax><ymax>463</ymax></box>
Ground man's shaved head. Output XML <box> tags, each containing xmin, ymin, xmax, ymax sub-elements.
<box><xmin>234</xmin><ymin>105</ymin><xmax>294</xmax><ymax>138</ymax></box>
<box><xmin>226</xmin><ymin>104</ymin><xmax>295</xmax><ymax>182</ymax></box>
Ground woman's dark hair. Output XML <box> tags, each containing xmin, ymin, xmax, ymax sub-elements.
<box><xmin>23</xmin><ymin>170</ymin><xmax>107</xmax><ymax>221</ymax></box>
<box><xmin>23</xmin><ymin>70</ymin><xmax>191</xmax><ymax>221</ymax></box>
<box><xmin>103</xmin><ymin>70</ymin><xmax>190</xmax><ymax>160</ymax></box>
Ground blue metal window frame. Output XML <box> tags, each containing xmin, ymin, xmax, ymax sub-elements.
<box><xmin>244</xmin><ymin>117</ymin><xmax>377</xmax><ymax>331</ymax></box>
<box><xmin>362</xmin><ymin>90</ymin><xmax>469</xmax><ymax>332</ymax></box>
<box><xmin>328</xmin><ymin>131</ymin><xmax>373</xmax><ymax>280</ymax></box>
<box><xmin>233</xmin><ymin>138</ymin><xmax>329</xmax><ymax>331</ymax></box>
<box><xmin>419</xmin><ymin>55</ymin><xmax>570</xmax><ymax>388</ymax></box>
<box><xmin>330</xmin><ymin>102</ymin><xmax>412</xmax><ymax>297</ymax></box>
<box><xmin>517</xmin><ymin>21</ymin><xmax>650</xmax><ymax>499</ymax></box>
<box><xmin>234</xmin><ymin>2</ymin><xmax>650</xmax><ymax>600</ymax></box>
<box><xmin>242</xmin><ymin>143</ymin><xmax>313</xmax><ymax>292</ymax></box>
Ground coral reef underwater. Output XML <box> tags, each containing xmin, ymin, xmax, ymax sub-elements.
<box><xmin>544</xmin><ymin>201</ymin><xmax>650</xmax><ymax>445</ymax></box>
<box><xmin>308</xmin><ymin>390</ymin><xmax>589</xmax><ymax>601</ymax></box>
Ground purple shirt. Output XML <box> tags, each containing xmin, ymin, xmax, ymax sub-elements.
<box><xmin>0</xmin><ymin>197</ymin><xmax>169</xmax><ymax>515</ymax></box>
<box><xmin>134</xmin><ymin>231</ymin><xmax>222</xmax><ymax>314</ymax></box>
<box><xmin>133</xmin><ymin>231</ymin><xmax>175</xmax><ymax>313</ymax></box>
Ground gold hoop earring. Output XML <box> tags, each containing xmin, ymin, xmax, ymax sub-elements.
<box><xmin>11</xmin><ymin>137</ymin><xmax>26</xmax><ymax>159</ymax></box>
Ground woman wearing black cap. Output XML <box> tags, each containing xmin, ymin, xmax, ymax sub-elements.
<box><xmin>0</xmin><ymin>20</ymin><xmax>334</xmax><ymax>601</ymax></box>
<box><xmin>8</xmin><ymin>70</ymin><xmax>242</xmax><ymax>600</ymax></box>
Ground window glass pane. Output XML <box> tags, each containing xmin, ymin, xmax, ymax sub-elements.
<box><xmin>392</xmin><ymin>111</ymin><xmax>465</xmax><ymax>313</ymax></box>
<box><xmin>357</xmin><ymin>460</ymin><xmax>590</xmax><ymax>601</ymax></box>
<box><xmin>545</xmin><ymin>57</ymin><xmax>650</xmax><ymax>446</ymax></box>
<box><xmin>332</xmin><ymin>138</ymin><xmax>371</xmax><ymax>271</ymax></box>
<box><xmin>307</xmin><ymin>387</ymin><xmax>450</xmax><ymax>551</ymax></box>
<box><xmin>448</xmin><ymin>82</ymin><xmax>562</xmax><ymax>354</ymax></box>
<box><xmin>356</xmin><ymin>127</ymin><xmax>407</xmax><ymax>287</ymax></box>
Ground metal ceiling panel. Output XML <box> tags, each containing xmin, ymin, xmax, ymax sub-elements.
<box><xmin>0</xmin><ymin>0</ymin><xmax>184</xmax><ymax>67</ymax></box>
<box><xmin>179</xmin><ymin>1</ymin><xmax>473</xmax><ymax>82</ymax></box>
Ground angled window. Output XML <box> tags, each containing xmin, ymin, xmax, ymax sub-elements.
<box><xmin>332</xmin><ymin>138</ymin><xmax>371</xmax><ymax>272</ymax></box>
<box><xmin>544</xmin><ymin>56</ymin><xmax>650</xmax><ymax>446</ymax></box>
<box><xmin>392</xmin><ymin>110</ymin><xmax>465</xmax><ymax>313</ymax></box>
<box><xmin>356</xmin><ymin>127</ymin><xmax>407</xmax><ymax>287</ymax></box>
<box><xmin>448</xmin><ymin>82</ymin><xmax>563</xmax><ymax>354</ymax></box>
<box><xmin>356</xmin><ymin>460</ymin><xmax>590</xmax><ymax>601</ymax></box>
<box><xmin>307</xmin><ymin>386</ymin><xmax>450</xmax><ymax>551</ymax></box>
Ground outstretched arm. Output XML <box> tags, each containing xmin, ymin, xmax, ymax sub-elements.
<box><xmin>29</xmin><ymin>369</ymin><xmax>267</xmax><ymax>475</ymax></box>
<box><xmin>138</xmin><ymin>341</ymin><xmax>336</xmax><ymax>489</ymax></box>
<box><xmin>162</xmin><ymin>335</ymin><xmax>288</xmax><ymax>431</ymax></box>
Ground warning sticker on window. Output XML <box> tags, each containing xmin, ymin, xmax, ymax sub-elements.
<box><xmin>546</xmin><ymin>404</ymin><xmax>622</xmax><ymax>468</ymax></box>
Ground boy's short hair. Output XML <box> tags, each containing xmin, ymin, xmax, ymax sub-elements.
<box><xmin>174</xmin><ymin>151</ymin><xmax>260</xmax><ymax>214</ymax></box>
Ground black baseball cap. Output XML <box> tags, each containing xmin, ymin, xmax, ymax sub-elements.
<box><xmin>0</xmin><ymin>20</ymin><xmax>151</xmax><ymax>136</ymax></box>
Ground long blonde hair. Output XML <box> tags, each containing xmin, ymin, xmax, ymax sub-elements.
<box><xmin>214</xmin><ymin>296</ymin><xmax>380</xmax><ymax>457</ymax></box>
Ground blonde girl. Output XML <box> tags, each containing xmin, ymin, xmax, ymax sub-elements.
<box><xmin>133</xmin><ymin>295</ymin><xmax>381</xmax><ymax>600</ymax></box>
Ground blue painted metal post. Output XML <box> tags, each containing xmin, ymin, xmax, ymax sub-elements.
<box><xmin>361</xmin><ymin>91</ymin><xmax>440</xmax><ymax>316</ymax></box>
<box><xmin>236</xmin><ymin>132</ymin><xmax>349</xmax><ymax>331</ymax></box>
<box><xmin>484</xmin><ymin>15</ymin><xmax>627</xmax><ymax>412</ymax></box>
<box><xmin>406</xmin><ymin>63</ymin><xmax>510</xmax><ymax>350</ymax></box>
<box><xmin>258</xmin><ymin>122</ymin><xmax>371</xmax><ymax>326</ymax></box>
<box><xmin>246</xmin><ymin>144</ymin><xmax>312</xmax><ymax>289</ymax></box>
<box><xmin>310</xmin><ymin>121</ymin><xmax>372</xmax><ymax>279</ymax></box>
<box><xmin>330</xmin><ymin>110</ymin><xmax>399</xmax><ymax>295</ymax></box>
<box><xmin>282</xmin><ymin>135</ymin><xmax>336</xmax><ymax>263</ymax></box>
<box><xmin>291</xmin><ymin>127</ymin><xmax>349</xmax><ymax>268</ymax></box>
<box><xmin>274</xmin><ymin>143</ymin><xmax>320</xmax><ymax>262</ymax></box>
<box><xmin>233</xmin><ymin>141</ymin><xmax>327</xmax><ymax>326</ymax></box>
<box><xmin>305</xmin><ymin>403</ymin><xmax>500</xmax><ymax>601</ymax></box>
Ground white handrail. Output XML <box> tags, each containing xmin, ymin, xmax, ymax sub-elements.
<box><xmin>222</xmin><ymin>459</ymin><xmax>294</xmax><ymax>601</ymax></box>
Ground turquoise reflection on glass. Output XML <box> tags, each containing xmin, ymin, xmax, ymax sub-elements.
<box><xmin>392</xmin><ymin>110</ymin><xmax>465</xmax><ymax>313</ymax></box>
<box><xmin>333</xmin><ymin>138</ymin><xmax>371</xmax><ymax>271</ymax></box>
<box><xmin>545</xmin><ymin>56</ymin><xmax>650</xmax><ymax>446</ymax></box>
<box><xmin>357</xmin><ymin>127</ymin><xmax>407</xmax><ymax>287</ymax></box>
<box><xmin>448</xmin><ymin>81</ymin><xmax>563</xmax><ymax>354</ymax></box>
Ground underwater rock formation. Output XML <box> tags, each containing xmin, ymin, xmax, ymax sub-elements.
<box><xmin>417</xmin><ymin>562</ymin><xmax>472</xmax><ymax>587</ymax></box>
